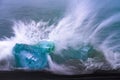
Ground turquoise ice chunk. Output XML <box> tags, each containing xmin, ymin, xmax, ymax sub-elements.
<box><xmin>50</xmin><ymin>44</ymin><xmax>93</xmax><ymax>64</ymax></box>
<box><xmin>12</xmin><ymin>40</ymin><xmax>55</xmax><ymax>69</ymax></box>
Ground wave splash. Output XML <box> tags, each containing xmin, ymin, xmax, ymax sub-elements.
<box><xmin>0</xmin><ymin>0</ymin><xmax>120</xmax><ymax>75</ymax></box>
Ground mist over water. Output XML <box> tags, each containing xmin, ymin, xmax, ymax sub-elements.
<box><xmin>0</xmin><ymin>0</ymin><xmax>120</xmax><ymax>75</ymax></box>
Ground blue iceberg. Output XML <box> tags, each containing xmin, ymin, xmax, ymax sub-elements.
<box><xmin>12</xmin><ymin>40</ymin><xmax>55</xmax><ymax>70</ymax></box>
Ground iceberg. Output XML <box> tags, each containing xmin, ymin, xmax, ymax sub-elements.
<box><xmin>12</xmin><ymin>40</ymin><xmax>55</xmax><ymax>70</ymax></box>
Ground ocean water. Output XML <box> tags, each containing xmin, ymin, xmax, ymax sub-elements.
<box><xmin>0</xmin><ymin>0</ymin><xmax>120</xmax><ymax>75</ymax></box>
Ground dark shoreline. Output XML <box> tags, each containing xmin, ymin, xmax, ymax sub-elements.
<box><xmin>0</xmin><ymin>70</ymin><xmax>120</xmax><ymax>80</ymax></box>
